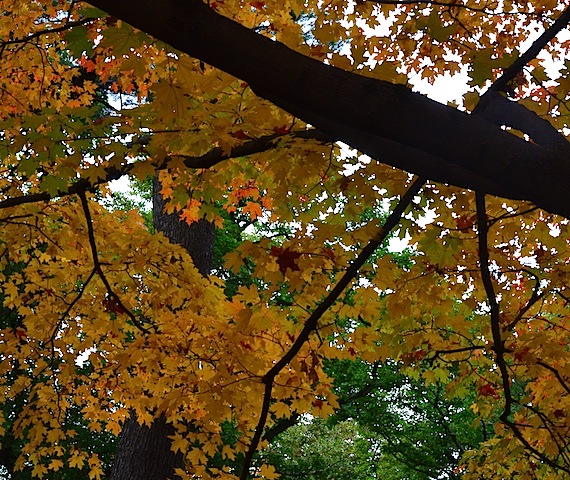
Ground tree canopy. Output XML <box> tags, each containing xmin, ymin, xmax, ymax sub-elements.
<box><xmin>2</xmin><ymin>1</ymin><xmax>570</xmax><ymax>479</ymax></box>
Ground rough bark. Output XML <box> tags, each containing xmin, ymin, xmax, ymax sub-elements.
<box><xmin>152</xmin><ymin>178</ymin><xmax>215</xmax><ymax>277</ymax></box>
<box><xmin>109</xmin><ymin>413</ymin><xmax>183</xmax><ymax>480</ymax></box>
<box><xmin>89</xmin><ymin>0</ymin><xmax>570</xmax><ymax>219</ymax></box>
<box><xmin>109</xmin><ymin>178</ymin><xmax>215</xmax><ymax>480</ymax></box>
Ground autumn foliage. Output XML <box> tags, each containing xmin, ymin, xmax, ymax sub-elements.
<box><xmin>2</xmin><ymin>0</ymin><xmax>570</xmax><ymax>479</ymax></box>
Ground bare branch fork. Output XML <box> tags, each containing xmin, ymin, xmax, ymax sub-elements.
<box><xmin>239</xmin><ymin>176</ymin><xmax>426</xmax><ymax>479</ymax></box>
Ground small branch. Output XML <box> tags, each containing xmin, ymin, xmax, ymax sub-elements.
<box><xmin>428</xmin><ymin>345</ymin><xmax>486</xmax><ymax>364</ymax></box>
<box><xmin>0</xmin><ymin>129</ymin><xmax>331</xmax><ymax>211</ymax></box>
<box><xmin>77</xmin><ymin>189</ymin><xmax>153</xmax><ymax>335</ymax></box>
<box><xmin>501</xmin><ymin>416</ymin><xmax>570</xmax><ymax>474</ymax></box>
<box><xmin>1</xmin><ymin>18</ymin><xmax>96</xmax><ymax>48</ymax></box>
<box><xmin>365</xmin><ymin>0</ymin><xmax>541</xmax><ymax>16</ymax></box>
<box><xmin>505</xmin><ymin>273</ymin><xmax>544</xmax><ymax>331</ymax></box>
<box><xmin>49</xmin><ymin>268</ymin><xmax>97</xmax><ymax>344</ymax></box>
<box><xmin>489</xmin><ymin>206</ymin><xmax>539</xmax><ymax>225</ymax></box>
<box><xmin>536</xmin><ymin>361</ymin><xmax>570</xmax><ymax>396</ymax></box>
<box><xmin>239</xmin><ymin>176</ymin><xmax>426</xmax><ymax>479</ymax></box>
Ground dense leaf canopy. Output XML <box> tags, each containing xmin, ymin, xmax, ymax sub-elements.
<box><xmin>2</xmin><ymin>1</ymin><xmax>570</xmax><ymax>479</ymax></box>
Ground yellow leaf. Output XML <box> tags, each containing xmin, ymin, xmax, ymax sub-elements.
<box><xmin>49</xmin><ymin>459</ymin><xmax>64</xmax><ymax>471</ymax></box>
<box><xmin>169</xmin><ymin>433</ymin><xmax>189</xmax><ymax>454</ymax></box>
<box><xmin>258</xmin><ymin>464</ymin><xmax>280</xmax><ymax>480</ymax></box>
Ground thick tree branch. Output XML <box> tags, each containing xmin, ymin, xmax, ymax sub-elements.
<box><xmin>489</xmin><ymin>5</ymin><xmax>570</xmax><ymax>96</ymax></box>
<box><xmin>262</xmin><ymin>413</ymin><xmax>300</xmax><ymax>443</ymax></box>
<box><xmin>87</xmin><ymin>0</ymin><xmax>570</xmax><ymax>219</ymax></box>
<box><xmin>475</xmin><ymin>5</ymin><xmax>570</xmax><ymax>147</ymax></box>
<box><xmin>475</xmin><ymin>92</ymin><xmax>567</xmax><ymax>147</ymax></box>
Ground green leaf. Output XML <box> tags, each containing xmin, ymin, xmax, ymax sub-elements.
<box><xmin>40</xmin><ymin>175</ymin><xmax>69</xmax><ymax>197</ymax></box>
<box><xmin>64</xmin><ymin>26</ymin><xmax>93</xmax><ymax>58</ymax></box>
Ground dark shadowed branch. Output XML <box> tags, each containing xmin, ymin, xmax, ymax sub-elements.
<box><xmin>240</xmin><ymin>177</ymin><xmax>426</xmax><ymax>479</ymax></box>
<box><xmin>0</xmin><ymin>129</ymin><xmax>330</xmax><ymax>211</ymax></box>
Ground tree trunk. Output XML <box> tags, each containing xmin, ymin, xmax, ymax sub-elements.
<box><xmin>151</xmin><ymin>178</ymin><xmax>215</xmax><ymax>278</ymax></box>
<box><xmin>109</xmin><ymin>413</ymin><xmax>183</xmax><ymax>480</ymax></box>
<box><xmin>109</xmin><ymin>178</ymin><xmax>215</xmax><ymax>480</ymax></box>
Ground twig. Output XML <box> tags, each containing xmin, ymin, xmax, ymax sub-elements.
<box><xmin>365</xmin><ymin>0</ymin><xmax>542</xmax><ymax>16</ymax></box>
<box><xmin>505</xmin><ymin>273</ymin><xmax>545</xmax><ymax>331</ymax></box>
<box><xmin>0</xmin><ymin>18</ymin><xmax>96</xmax><ymax>48</ymax></box>
<box><xmin>536</xmin><ymin>361</ymin><xmax>570</xmax><ymax>396</ymax></box>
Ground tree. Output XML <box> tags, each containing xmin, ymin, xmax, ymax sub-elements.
<box><xmin>264</xmin><ymin>358</ymin><xmax>485</xmax><ymax>480</ymax></box>
<box><xmin>2</xmin><ymin>1</ymin><xmax>570</xmax><ymax>479</ymax></box>
<box><xmin>327</xmin><ymin>359</ymin><xmax>484</xmax><ymax>480</ymax></box>
<box><xmin>262</xmin><ymin>417</ymin><xmax>378</xmax><ymax>480</ymax></box>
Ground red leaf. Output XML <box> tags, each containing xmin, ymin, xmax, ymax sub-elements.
<box><xmin>231</xmin><ymin>129</ymin><xmax>250</xmax><ymax>140</ymax></box>
<box><xmin>270</xmin><ymin>246</ymin><xmax>301</xmax><ymax>274</ymax></box>
<box><xmin>273</xmin><ymin>125</ymin><xmax>289</xmax><ymax>135</ymax></box>
<box><xmin>479</xmin><ymin>383</ymin><xmax>499</xmax><ymax>398</ymax></box>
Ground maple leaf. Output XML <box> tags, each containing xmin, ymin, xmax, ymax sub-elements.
<box><xmin>169</xmin><ymin>433</ymin><xmax>189</xmax><ymax>453</ymax></box>
<box><xmin>250</xmin><ymin>1</ymin><xmax>266</xmax><ymax>10</ymax></box>
<box><xmin>270</xmin><ymin>246</ymin><xmax>302</xmax><ymax>274</ymax></box>
<box><xmin>479</xmin><ymin>383</ymin><xmax>499</xmax><ymax>398</ymax></box>
<box><xmin>259</xmin><ymin>464</ymin><xmax>279</xmax><ymax>480</ymax></box>
<box><xmin>273</xmin><ymin>124</ymin><xmax>289</xmax><ymax>134</ymax></box>
<box><xmin>242</xmin><ymin>201</ymin><xmax>263</xmax><ymax>220</ymax></box>
<box><xmin>231</xmin><ymin>129</ymin><xmax>250</xmax><ymax>140</ymax></box>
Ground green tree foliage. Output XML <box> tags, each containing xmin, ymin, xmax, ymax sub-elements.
<box><xmin>263</xmin><ymin>418</ymin><xmax>377</xmax><ymax>480</ymax></box>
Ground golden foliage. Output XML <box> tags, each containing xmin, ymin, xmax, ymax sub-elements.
<box><xmin>1</xmin><ymin>0</ymin><xmax>570</xmax><ymax>478</ymax></box>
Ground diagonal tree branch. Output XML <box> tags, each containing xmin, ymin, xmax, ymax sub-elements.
<box><xmin>78</xmin><ymin>189</ymin><xmax>153</xmax><ymax>335</ymax></box>
<box><xmin>476</xmin><ymin>192</ymin><xmax>570</xmax><ymax>474</ymax></box>
<box><xmin>474</xmin><ymin>5</ymin><xmax>570</xmax><ymax>147</ymax></box>
<box><xmin>476</xmin><ymin>193</ymin><xmax>511</xmax><ymax>410</ymax></box>
<box><xmin>240</xmin><ymin>176</ymin><xmax>426</xmax><ymax>479</ymax></box>
<box><xmin>488</xmin><ymin>5</ymin><xmax>570</xmax><ymax>96</ymax></box>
